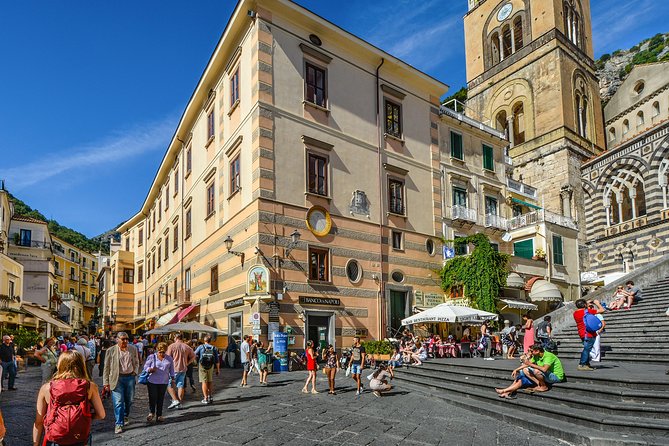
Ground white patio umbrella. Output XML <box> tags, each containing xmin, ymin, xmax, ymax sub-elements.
<box><xmin>145</xmin><ymin>321</ymin><xmax>226</xmax><ymax>335</ymax></box>
<box><xmin>401</xmin><ymin>303</ymin><xmax>498</xmax><ymax>326</ymax></box>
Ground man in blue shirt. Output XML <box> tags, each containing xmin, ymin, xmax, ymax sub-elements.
<box><xmin>194</xmin><ymin>335</ymin><xmax>219</xmax><ymax>404</ymax></box>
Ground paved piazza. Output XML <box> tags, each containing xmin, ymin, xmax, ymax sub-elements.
<box><xmin>2</xmin><ymin>366</ymin><xmax>568</xmax><ymax>446</ymax></box>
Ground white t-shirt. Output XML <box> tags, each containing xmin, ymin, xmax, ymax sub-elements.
<box><xmin>135</xmin><ymin>342</ymin><xmax>143</xmax><ymax>354</ymax></box>
<box><xmin>240</xmin><ymin>341</ymin><xmax>250</xmax><ymax>363</ymax></box>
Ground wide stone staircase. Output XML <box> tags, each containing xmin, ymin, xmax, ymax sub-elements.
<box><xmin>551</xmin><ymin>278</ymin><xmax>669</xmax><ymax>363</ymax></box>
<box><xmin>395</xmin><ymin>275</ymin><xmax>669</xmax><ymax>445</ymax></box>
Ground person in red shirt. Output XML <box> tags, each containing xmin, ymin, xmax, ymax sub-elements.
<box><xmin>573</xmin><ymin>299</ymin><xmax>604</xmax><ymax>371</ymax></box>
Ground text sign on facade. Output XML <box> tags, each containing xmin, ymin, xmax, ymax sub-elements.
<box><xmin>299</xmin><ymin>296</ymin><xmax>341</xmax><ymax>306</ymax></box>
<box><xmin>224</xmin><ymin>297</ymin><xmax>245</xmax><ymax>309</ymax></box>
<box><xmin>414</xmin><ymin>291</ymin><xmax>444</xmax><ymax>308</ymax></box>
<box><xmin>268</xmin><ymin>301</ymin><xmax>280</xmax><ymax>322</ymax></box>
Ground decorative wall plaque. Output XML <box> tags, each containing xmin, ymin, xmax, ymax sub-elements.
<box><xmin>349</xmin><ymin>190</ymin><xmax>369</xmax><ymax>216</ymax></box>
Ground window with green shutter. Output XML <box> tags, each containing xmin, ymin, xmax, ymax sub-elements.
<box><xmin>483</xmin><ymin>144</ymin><xmax>494</xmax><ymax>171</ymax></box>
<box><xmin>513</xmin><ymin>239</ymin><xmax>534</xmax><ymax>259</ymax></box>
<box><xmin>450</xmin><ymin>131</ymin><xmax>463</xmax><ymax>160</ymax></box>
<box><xmin>552</xmin><ymin>235</ymin><xmax>564</xmax><ymax>265</ymax></box>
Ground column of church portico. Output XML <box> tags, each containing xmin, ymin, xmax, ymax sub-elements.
<box><xmin>605</xmin><ymin>205</ymin><xmax>611</xmax><ymax>227</ymax></box>
<box><xmin>630</xmin><ymin>188</ymin><xmax>637</xmax><ymax>219</ymax></box>
<box><xmin>616</xmin><ymin>192</ymin><xmax>624</xmax><ymax>223</ymax></box>
<box><xmin>510</xmin><ymin>26</ymin><xmax>516</xmax><ymax>54</ymax></box>
<box><xmin>499</xmin><ymin>33</ymin><xmax>505</xmax><ymax>61</ymax></box>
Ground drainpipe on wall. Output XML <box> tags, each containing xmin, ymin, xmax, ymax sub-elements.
<box><xmin>375</xmin><ymin>58</ymin><xmax>385</xmax><ymax>340</ymax></box>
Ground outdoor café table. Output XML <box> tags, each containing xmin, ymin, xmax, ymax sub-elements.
<box><xmin>440</xmin><ymin>343</ymin><xmax>458</xmax><ymax>357</ymax></box>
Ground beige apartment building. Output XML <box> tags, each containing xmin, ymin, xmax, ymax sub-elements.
<box><xmin>0</xmin><ymin>185</ymin><xmax>26</xmax><ymax>329</ymax></box>
<box><xmin>111</xmin><ymin>0</ymin><xmax>488</xmax><ymax>347</ymax></box>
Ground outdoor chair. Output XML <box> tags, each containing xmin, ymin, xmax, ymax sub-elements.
<box><xmin>459</xmin><ymin>342</ymin><xmax>472</xmax><ymax>358</ymax></box>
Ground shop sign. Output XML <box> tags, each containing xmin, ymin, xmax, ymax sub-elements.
<box><xmin>252</xmin><ymin>327</ymin><xmax>262</xmax><ymax>335</ymax></box>
<box><xmin>247</xmin><ymin>265</ymin><xmax>270</xmax><ymax>296</ymax></box>
<box><xmin>444</xmin><ymin>298</ymin><xmax>470</xmax><ymax>307</ymax></box>
<box><xmin>224</xmin><ymin>297</ymin><xmax>245</xmax><ymax>309</ymax></box>
<box><xmin>268</xmin><ymin>300</ymin><xmax>280</xmax><ymax>322</ymax></box>
<box><xmin>299</xmin><ymin>296</ymin><xmax>341</xmax><ymax>306</ymax></box>
<box><xmin>414</xmin><ymin>291</ymin><xmax>444</xmax><ymax>308</ymax></box>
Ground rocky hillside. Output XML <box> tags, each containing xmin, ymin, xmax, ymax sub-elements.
<box><xmin>597</xmin><ymin>32</ymin><xmax>669</xmax><ymax>103</ymax></box>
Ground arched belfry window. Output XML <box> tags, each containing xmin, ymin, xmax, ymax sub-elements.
<box><xmin>564</xmin><ymin>1</ymin><xmax>583</xmax><ymax>49</ymax></box>
<box><xmin>637</xmin><ymin>111</ymin><xmax>645</xmax><ymax>128</ymax></box>
<box><xmin>574</xmin><ymin>79</ymin><xmax>590</xmax><ymax>140</ymax></box>
<box><xmin>496</xmin><ymin>110</ymin><xmax>508</xmax><ymax>138</ymax></box>
<box><xmin>486</xmin><ymin>9</ymin><xmax>526</xmax><ymax>68</ymax></box>
<box><xmin>512</xmin><ymin>102</ymin><xmax>525</xmax><ymax>144</ymax></box>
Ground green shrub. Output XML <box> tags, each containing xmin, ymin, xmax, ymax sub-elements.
<box><xmin>361</xmin><ymin>340</ymin><xmax>394</xmax><ymax>355</ymax></box>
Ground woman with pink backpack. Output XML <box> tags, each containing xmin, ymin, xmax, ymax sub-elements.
<box><xmin>33</xmin><ymin>350</ymin><xmax>106</xmax><ymax>446</ymax></box>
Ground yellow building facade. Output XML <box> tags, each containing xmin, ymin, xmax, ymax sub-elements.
<box><xmin>52</xmin><ymin>236</ymin><xmax>98</xmax><ymax>333</ymax></box>
<box><xmin>0</xmin><ymin>186</ymin><xmax>26</xmax><ymax>330</ymax></box>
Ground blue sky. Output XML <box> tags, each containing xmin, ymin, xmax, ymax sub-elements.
<box><xmin>1</xmin><ymin>0</ymin><xmax>666</xmax><ymax>237</ymax></box>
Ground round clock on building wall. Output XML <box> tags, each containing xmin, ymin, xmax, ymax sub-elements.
<box><xmin>306</xmin><ymin>206</ymin><xmax>332</xmax><ymax>237</ymax></box>
<box><xmin>497</xmin><ymin>3</ymin><xmax>513</xmax><ymax>21</ymax></box>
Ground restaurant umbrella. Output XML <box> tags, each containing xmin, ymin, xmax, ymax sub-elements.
<box><xmin>401</xmin><ymin>304</ymin><xmax>498</xmax><ymax>326</ymax></box>
<box><xmin>145</xmin><ymin>321</ymin><xmax>226</xmax><ymax>335</ymax></box>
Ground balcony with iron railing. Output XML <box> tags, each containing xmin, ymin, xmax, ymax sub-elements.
<box><xmin>69</xmin><ymin>274</ymin><xmax>79</xmax><ymax>281</ymax></box>
<box><xmin>55</xmin><ymin>268</ymin><xmax>63</xmax><ymax>277</ymax></box>
<box><xmin>440</xmin><ymin>105</ymin><xmax>507</xmax><ymax>140</ymax></box>
<box><xmin>9</xmin><ymin>239</ymin><xmax>52</xmax><ymax>249</ymax></box>
<box><xmin>485</xmin><ymin>214</ymin><xmax>508</xmax><ymax>230</ymax></box>
<box><xmin>508</xmin><ymin>209</ymin><xmax>578</xmax><ymax>231</ymax></box>
<box><xmin>451</xmin><ymin>205</ymin><xmax>478</xmax><ymax>223</ymax></box>
<box><xmin>507</xmin><ymin>178</ymin><xmax>538</xmax><ymax>200</ymax></box>
<box><xmin>177</xmin><ymin>289</ymin><xmax>191</xmax><ymax>304</ymax></box>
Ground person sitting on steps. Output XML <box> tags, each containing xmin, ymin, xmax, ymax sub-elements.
<box><xmin>495</xmin><ymin>343</ymin><xmax>564</xmax><ymax>398</ymax></box>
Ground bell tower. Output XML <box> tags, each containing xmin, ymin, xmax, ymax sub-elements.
<box><xmin>464</xmin><ymin>0</ymin><xmax>604</xmax><ymax>228</ymax></box>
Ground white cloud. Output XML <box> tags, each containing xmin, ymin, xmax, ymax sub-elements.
<box><xmin>2</xmin><ymin>116</ymin><xmax>176</xmax><ymax>190</ymax></box>
<box><xmin>592</xmin><ymin>0</ymin><xmax>655</xmax><ymax>51</ymax></box>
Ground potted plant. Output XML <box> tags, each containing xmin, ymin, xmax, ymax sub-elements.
<box><xmin>532</xmin><ymin>248</ymin><xmax>546</xmax><ymax>261</ymax></box>
<box><xmin>361</xmin><ymin>340</ymin><xmax>394</xmax><ymax>361</ymax></box>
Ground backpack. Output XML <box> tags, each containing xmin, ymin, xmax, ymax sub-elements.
<box><xmin>44</xmin><ymin>379</ymin><xmax>91</xmax><ymax>445</ymax></box>
<box><xmin>536</xmin><ymin>321</ymin><xmax>549</xmax><ymax>338</ymax></box>
<box><xmin>199</xmin><ymin>345</ymin><xmax>215</xmax><ymax>370</ymax></box>
<box><xmin>583</xmin><ymin>311</ymin><xmax>602</xmax><ymax>334</ymax></box>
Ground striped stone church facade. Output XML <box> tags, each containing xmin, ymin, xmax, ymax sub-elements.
<box><xmin>581</xmin><ymin>63</ymin><xmax>669</xmax><ymax>276</ymax></box>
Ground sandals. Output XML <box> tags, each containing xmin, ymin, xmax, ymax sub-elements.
<box><xmin>157</xmin><ymin>416</ymin><xmax>165</xmax><ymax>423</ymax></box>
<box><xmin>301</xmin><ymin>387</ymin><xmax>309</xmax><ymax>394</ymax></box>
<box><xmin>310</xmin><ymin>389</ymin><xmax>319</xmax><ymax>394</ymax></box>
<box><xmin>147</xmin><ymin>413</ymin><xmax>154</xmax><ymax>422</ymax></box>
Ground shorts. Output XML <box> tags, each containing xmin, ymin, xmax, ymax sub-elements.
<box><xmin>350</xmin><ymin>363</ymin><xmax>362</xmax><ymax>375</ymax></box>
<box><xmin>198</xmin><ymin>366</ymin><xmax>214</xmax><ymax>383</ymax></box>
<box><xmin>389</xmin><ymin>360</ymin><xmax>402</xmax><ymax>367</ymax></box>
<box><xmin>174</xmin><ymin>371</ymin><xmax>186</xmax><ymax>388</ymax></box>
<box><xmin>542</xmin><ymin>372</ymin><xmax>562</xmax><ymax>384</ymax></box>
<box><xmin>242</xmin><ymin>362</ymin><xmax>251</xmax><ymax>372</ymax></box>
<box><xmin>259</xmin><ymin>363</ymin><xmax>268</xmax><ymax>371</ymax></box>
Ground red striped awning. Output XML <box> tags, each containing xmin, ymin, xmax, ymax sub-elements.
<box><xmin>173</xmin><ymin>304</ymin><xmax>199</xmax><ymax>323</ymax></box>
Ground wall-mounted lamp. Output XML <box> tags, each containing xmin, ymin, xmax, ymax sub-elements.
<box><xmin>285</xmin><ymin>230</ymin><xmax>301</xmax><ymax>257</ymax></box>
<box><xmin>224</xmin><ymin>235</ymin><xmax>245</xmax><ymax>267</ymax></box>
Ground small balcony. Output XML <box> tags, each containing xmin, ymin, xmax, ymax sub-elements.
<box><xmin>451</xmin><ymin>205</ymin><xmax>477</xmax><ymax>223</ymax></box>
<box><xmin>55</xmin><ymin>269</ymin><xmax>63</xmax><ymax>277</ymax></box>
<box><xmin>507</xmin><ymin>178</ymin><xmax>537</xmax><ymax>200</ymax></box>
<box><xmin>508</xmin><ymin>209</ymin><xmax>578</xmax><ymax>231</ymax></box>
<box><xmin>177</xmin><ymin>289</ymin><xmax>191</xmax><ymax>304</ymax></box>
<box><xmin>81</xmin><ymin>279</ymin><xmax>88</xmax><ymax>285</ymax></box>
<box><xmin>10</xmin><ymin>238</ymin><xmax>51</xmax><ymax>249</ymax></box>
<box><xmin>70</xmin><ymin>274</ymin><xmax>79</xmax><ymax>281</ymax></box>
<box><xmin>485</xmin><ymin>214</ymin><xmax>508</xmax><ymax>230</ymax></box>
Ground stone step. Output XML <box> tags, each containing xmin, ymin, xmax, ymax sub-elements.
<box><xmin>402</xmin><ymin>359</ymin><xmax>669</xmax><ymax>390</ymax></box>
<box><xmin>394</xmin><ymin>371</ymin><xmax>669</xmax><ymax>439</ymax></box>
<box><xmin>555</xmin><ymin>341</ymin><xmax>669</xmax><ymax>350</ymax></box>
<box><xmin>555</xmin><ymin>327</ymin><xmax>669</xmax><ymax>336</ymax></box>
<box><xmin>396</xmin><ymin>362</ymin><xmax>669</xmax><ymax>405</ymax></box>
<box><xmin>394</xmin><ymin>380</ymin><xmax>655</xmax><ymax>446</ymax></box>
<box><xmin>598</xmin><ymin>314</ymin><xmax>669</xmax><ymax>323</ymax></box>
<box><xmin>557</xmin><ymin>352</ymin><xmax>669</xmax><ymax>363</ymax></box>
<box><xmin>396</xmin><ymin>365</ymin><xmax>669</xmax><ymax>415</ymax></box>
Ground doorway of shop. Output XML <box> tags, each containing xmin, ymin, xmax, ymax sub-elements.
<box><xmin>306</xmin><ymin>314</ymin><xmax>331</xmax><ymax>351</ymax></box>
<box><xmin>389</xmin><ymin>290</ymin><xmax>407</xmax><ymax>337</ymax></box>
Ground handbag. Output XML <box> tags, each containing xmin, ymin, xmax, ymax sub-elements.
<box><xmin>345</xmin><ymin>365</ymin><xmax>351</xmax><ymax>377</ymax></box>
<box><xmin>138</xmin><ymin>353</ymin><xmax>156</xmax><ymax>385</ymax></box>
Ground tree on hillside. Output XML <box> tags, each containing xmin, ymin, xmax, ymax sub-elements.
<box><xmin>438</xmin><ymin>233</ymin><xmax>510</xmax><ymax>314</ymax></box>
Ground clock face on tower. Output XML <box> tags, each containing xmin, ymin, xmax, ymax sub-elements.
<box><xmin>497</xmin><ymin>3</ymin><xmax>513</xmax><ymax>21</ymax></box>
<box><xmin>306</xmin><ymin>206</ymin><xmax>332</xmax><ymax>237</ymax></box>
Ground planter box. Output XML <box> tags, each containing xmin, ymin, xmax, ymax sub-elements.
<box><xmin>369</xmin><ymin>354</ymin><xmax>391</xmax><ymax>361</ymax></box>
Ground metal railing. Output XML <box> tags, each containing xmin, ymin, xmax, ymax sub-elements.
<box><xmin>440</xmin><ymin>106</ymin><xmax>506</xmax><ymax>140</ymax></box>
<box><xmin>55</xmin><ymin>269</ymin><xmax>63</xmax><ymax>276</ymax></box>
<box><xmin>507</xmin><ymin>178</ymin><xmax>538</xmax><ymax>199</ymax></box>
<box><xmin>485</xmin><ymin>214</ymin><xmax>508</xmax><ymax>229</ymax></box>
<box><xmin>70</xmin><ymin>274</ymin><xmax>79</xmax><ymax>281</ymax></box>
<box><xmin>508</xmin><ymin>210</ymin><xmax>578</xmax><ymax>231</ymax></box>
<box><xmin>10</xmin><ymin>239</ymin><xmax>51</xmax><ymax>249</ymax></box>
<box><xmin>451</xmin><ymin>205</ymin><xmax>478</xmax><ymax>223</ymax></box>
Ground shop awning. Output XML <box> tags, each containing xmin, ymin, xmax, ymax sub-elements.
<box><xmin>156</xmin><ymin>309</ymin><xmax>178</xmax><ymax>327</ymax></box>
<box><xmin>511</xmin><ymin>197</ymin><xmax>542</xmax><ymax>210</ymax></box>
<box><xmin>21</xmin><ymin>304</ymin><xmax>72</xmax><ymax>331</ymax></box>
<box><xmin>528</xmin><ymin>280</ymin><xmax>563</xmax><ymax>302</ymax></box>
<box><xmin>172</xmin><ymin>304</ymin><xmax>199</xmax><ymax>324</ymax></box>
<box><xmin>505</xmin><ymin>272</ymin><xmax>525</xmax><ymax>289</ymax></box>
<box><xmin>499</xmin><ymin>299</ymin><xmax>538</xmax><ymax>311</ymax></box>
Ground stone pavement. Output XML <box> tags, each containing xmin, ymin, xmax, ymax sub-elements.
<box><xmin>1</xmin><ymin>365</ymin><xmax>572</xmax><ymax>446</ymax></box>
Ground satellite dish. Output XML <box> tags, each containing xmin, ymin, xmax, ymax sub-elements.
<box><xmin>501</xmin><ymin>232</ymin><xmax>512</xmax><ymax>242</ymax></box>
